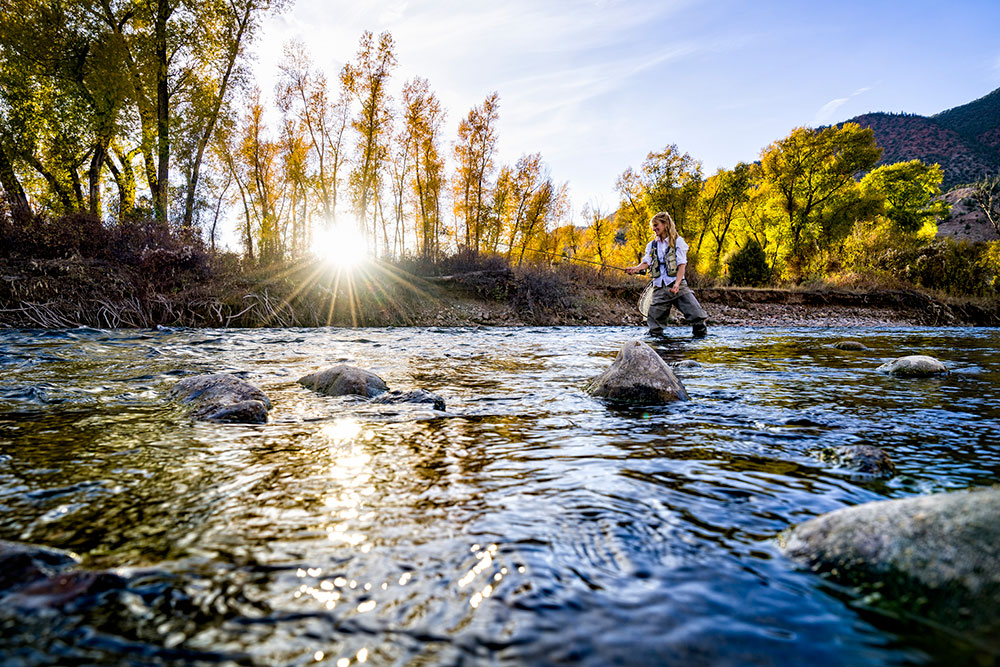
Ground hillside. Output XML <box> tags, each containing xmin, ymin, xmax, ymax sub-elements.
<box><xmin>844</xmin><ymin>87</ymin><xmax>1000</xmax><ymax>189</ymax></box>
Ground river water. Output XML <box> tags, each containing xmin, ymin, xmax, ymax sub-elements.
<box><xmin>0</xmin><ymin>325</ymin><xmax>998</xmax><ymax>665</ymax></box>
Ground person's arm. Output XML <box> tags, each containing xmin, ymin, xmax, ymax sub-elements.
<box><xmin>670</xmin><ymin>263</ymin><xmax>686</xmax><ymax>293</ymax></box>
<box><xmin>626</xmin><ymin>261</ymin><xmax>649</xmax><ymax>275</ymax></box>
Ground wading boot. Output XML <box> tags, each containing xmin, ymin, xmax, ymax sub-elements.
<box><xmin>692</xmin><ymin>321</ymin><xmax>708</xmax><ymax>338</ymax></box>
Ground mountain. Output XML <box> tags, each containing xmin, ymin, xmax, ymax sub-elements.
<box><xmin>843</xmin><ymin>87</ymin><xmax>1000</xmax><ymax>190</ymax></box>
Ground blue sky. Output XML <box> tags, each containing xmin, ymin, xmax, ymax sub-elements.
<box><xmin>254</xmin><ymin>0</ymin><xmax>1000</xmax><ymax>217</ymax></box>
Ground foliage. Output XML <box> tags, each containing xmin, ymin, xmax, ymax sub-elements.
<box><xmin>860</xmin><ymin>160</ymin><xmax>947</xmax><ymax>232</ymax></box>
<box><xmin>759</xmin><ymin>123</ymin><xmax>882</xmax><ymax>279</ymax></box>
<box><xmin>727</xmin><ymin>239</ymin><xmax>771</xmax><ymax>287</ymax></box>
<box><xmin>0</xmin><ymin>212</ymin><xmax>212</xmax><ymax>291</ymax></box>
<box><xmin>971</xmin><ymin>174</ymin><xmax>1000</xmax><ymax>234</ymax></box>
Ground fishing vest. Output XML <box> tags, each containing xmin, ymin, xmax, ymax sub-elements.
<box><xmin>647</xmin><ymin>239</ymin><xmax>677</xmax><ymax>279</ymax></box>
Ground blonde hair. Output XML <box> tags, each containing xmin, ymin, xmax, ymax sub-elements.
<box><xmin>650</xmin><ymin>211</ymin><xmax>678</xmax><ymax>247</ymax></box>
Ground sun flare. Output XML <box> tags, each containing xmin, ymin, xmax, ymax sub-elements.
<box><xmin>312</xmin><ymin>222</ymin><xmax>369</xmax><ymax>269</ymax></box>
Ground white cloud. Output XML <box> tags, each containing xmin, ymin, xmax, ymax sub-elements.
<box><xmin>813</xmin><ymin>87</ymin><xmax>872</xmax><ymax>125</ymax></box>
<box><xmin>814</xmin><ymin>97</ymin><xmax>849</xmax><ymax>125</ymax></box>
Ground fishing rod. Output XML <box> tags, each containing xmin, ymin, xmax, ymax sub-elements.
<box><xmin>500</xmin><ymin>243</ymin><xmax>645</xmax><ymax>274</ymax></box>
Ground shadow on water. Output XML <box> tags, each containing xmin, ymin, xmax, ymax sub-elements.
<box><xmin>0</xmin><ymin>325</ymin><xmax>998</xmax><ymax>664</ymax></box>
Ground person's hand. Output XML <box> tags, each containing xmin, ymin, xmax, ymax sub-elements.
<box><xmin>626</xmin><ymin>267</ymin><xmax>637</xmax><ymax>275</ymax></box>
<box><xmin>669</xmin><ymin>284</ymin><xmax>680</xmax><ymax>294</ymax></box>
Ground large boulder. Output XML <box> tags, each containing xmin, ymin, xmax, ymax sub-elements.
<box><xmin>877</xmin><ymin>355</ymin><xmax>947</xmax><ymax>377</ymax></box>
<box><xmin>586</xmin><ymin>340</ymin><xmax>688</xmax><ymax>403</ymax></box>
<box><xmin>781</xmin><ymin>486</ymin><xmax>1000</xmax><ymax>635</ymax></box>
<box><xmin>371</xmin><ymin>389</ymin><xmax>446</xmax><ymax>411</ymax></box>
<box><xmin>169</xmin><ymin>373</ymin><xmax>271</xmax><ymax>423</ymax></box>
<box><xmin>298</xmin><ymin>364</ymin><xmax>388</xmax><ymax>398</ymax></box>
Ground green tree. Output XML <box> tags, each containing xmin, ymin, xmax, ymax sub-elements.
<box><xmin>760</xmin><ymin>123</ymin><xmax>882</xmax><ymax>279</ymax></box>
<box><xmin>640</xmin><ymin>144</ymin><xmax>703</xmax><ymax>235</ymax></box>
<box><xmin>860</xmin><ymin>160</ymin><xmax>948</xmax><ymax>232</ymax></box>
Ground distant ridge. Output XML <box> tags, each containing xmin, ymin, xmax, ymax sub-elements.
<box><xmin>842</xmin><ymin>87</ymin><xmax>1000</xmax><ymax>189</ymax></box>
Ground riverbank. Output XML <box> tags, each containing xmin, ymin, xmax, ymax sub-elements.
<box><xmin>1</xmin><ymin>256</ymin><xmax>997</xmax><ymax>328</ymax></box>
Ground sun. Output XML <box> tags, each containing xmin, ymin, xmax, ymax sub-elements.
<box><xmin>312</xmin><ymin>221</ymin><xmax>369</xmax><ymax>269</ymax></box>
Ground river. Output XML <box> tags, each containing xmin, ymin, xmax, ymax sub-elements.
<box><xmin>1</xmin><ymin>325</ymin><xmax>998</xmax><ymax>665</ymax></box>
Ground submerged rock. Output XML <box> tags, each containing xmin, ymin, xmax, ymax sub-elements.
<box><xmin>586</xmin><ymin>340</ymin><xmax>688</xmax><ymax>403</ymax></box>
<box><xmin>298</xmin><ymin>364</ymin><xmax>388</xmax><ymax>398</ymax></box>
<box><xmin>673</xmin><ymin>359</ymin><xmax>701</xmax><ymax>370</ymax></box>
<box><xmin>371</xmin><ymin>389</ymin><xmax>446</xmax><ymax>411</ymax></box>
<box><xmin>834</xmin><ymin>340</ymin><xmax>869</xmax><ymax>351</ymax></box>
<box><xmin>877</xmin><ymin>355</ymin><xmax>947</xmax><ymax>377</ymax></box>
<box><xmin>781</xmin><ymin>486</ymin><xmax>1000</xmax><ymax>635</ymax></box>
<box><xmin>0</xmin><ymin>540</ymin><xmax>79</xmax><ymax>592</ymax></box>
<box><xmin>820</xmin><ymin>445</ymin><xmax>895</xmax><ymax>477</ymax></box>
<box><xmin>169</xmin><ymin>373</ymin><xmax>271</xmax><ymax>423</ymax></box>
<box><xmin>0</xmin><ymin>540</ymin><xmax>125</xmax><ymax>609</ymax></box>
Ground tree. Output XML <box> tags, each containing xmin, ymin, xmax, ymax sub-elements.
<box><xmin>971</xmin><ymin>174</ymin><xmax>1000</xmax><ymax>234</ymax></box>
<box><xmin>276</xmin><ymin>40</ymin><xmax>348</xmax><ymax>226</ymax></box>
<box><xmin>401</xmin><ymin>78</ymin><xmax>446</xmax><ymax>261</ymax></box>
<box><xmin>640</xmin><ymin>144</ymin><xmax>703</xmax><ymax>235</ymax></box>
<box><xmin>860</xmin><ymin>160</ymin><xmax>948</xmax><ymax>233</ymax></box>
<box><xmin>0</xmin><ymin>0</ymin><xmax>131</xmax><ymax>217</ymax></box>
<box><xmin>582</xmin><ymin>203</ymin><xmax>613</xmax><ymax>266</ymax></box>
<box><xmin>759</xmin><ymin>123</ymin><xmax>882</xmax><ymax>278</ymax></box>
<box><xmin>694</xmin><ymin>163</ymin><xmax>753</xmax><ymax>273</ymax></box>
<box><xmin>453</xmin><ymin>92</ymin><xmax>500</xmax><ymax>252</ymax></box>
<box><xmin>342</xmin><ymin>30</ymin><xmax>396</xmax><ymax>248</ymax></box>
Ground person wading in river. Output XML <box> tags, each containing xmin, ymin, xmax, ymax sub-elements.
<box><xmin>626</xmin><ymin>211</ymin><xmax>708</xmax><ymax>338</ymax></box>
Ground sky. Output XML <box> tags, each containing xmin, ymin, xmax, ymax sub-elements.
<box><xmin>251</xmin><ymin>0</ymin><xmax>1000</xmax><ymax>218</ymax></box>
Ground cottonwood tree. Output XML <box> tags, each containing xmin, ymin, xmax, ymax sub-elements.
<box><xmin>640</xmin><ymin>144</ymin><xmax>703</xmax><ymax>235</ymax></box>
<box><xmin>402</xmin><ymin>78</ymin><xmax>446</xmax><ymax>260</ymax></box>
<box><xmin>341</xmin><ymin>30</ymin><xmax>396</xmax><ymax>251</ymax></box>
<box><xmin>694</xmin><ymin>163</ymin><xmax>752</xmax><ymax>273</ymax></box>
<box><xmin>759</xmin><ymin>123</ymin><xmax>882</xmax><ymax>278</ymax></box>
<box><xmin>859</xmin><ymin>160</ymin><xmax>947</xmax><ymax>233</ymax></box>
<box><xmin>971</xmin><ymin>174</ymin><xmax>1000</xmax><ymax>234</ymax></box>
<box><xmin>453</xmin><ymin>92</ymin><xmax>500</xmax><ymax>252</ymax></box>
<box><xmin>276</xmin><ymin>40</ymin><xmax>349</xmax><ymax>227</ymax></box>
<box><xmin>0</xmin><ymin>0</ymin><xmax>130</xmax><ymax>217</ymax></box>
<box><xmin>0</xmin><ymin>0</ymin><xmax>279</xmax><ymax>230</ymax></box>
<box><xmin>582</xmin><ymin>203</ymin><xmax>613</xmax><ymax>266</ymax></box>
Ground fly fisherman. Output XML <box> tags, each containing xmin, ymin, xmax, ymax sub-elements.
<box><xmin>626</xmin><ymin>211</ymin><xmax>708</xmax><ymax>338</ymax></box>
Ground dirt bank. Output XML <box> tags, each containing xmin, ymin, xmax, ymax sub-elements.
<box><xmin>1</xmin><ymin>257</ymin><xmax>997</xmax><ymax>329</ymax></box>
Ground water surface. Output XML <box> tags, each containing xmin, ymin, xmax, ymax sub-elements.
<box><xmin>1</xmin><ymin>325</ymin><xmax>998</xmax><ymax>665</ymax></box>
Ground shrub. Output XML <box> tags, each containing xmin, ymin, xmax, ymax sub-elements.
<box><xmin>727</xmin><ymin>239</ymin><xmax>771</xmax><ymax>286</ymax></box>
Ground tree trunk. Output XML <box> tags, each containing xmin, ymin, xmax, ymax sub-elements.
<box><xmin>182</xmin><ymin>2</ymin><xmax>252</xmax><ymax>234</ymax></box>
<box><xmin>154</xmin><ymin>0</ymin><xmax>171</xmax><ymax>223</ymax></box>
<box><xmin>0</xmin><ymin>142</ymin><xmax>31</xmax><ymax>220</ymax></box>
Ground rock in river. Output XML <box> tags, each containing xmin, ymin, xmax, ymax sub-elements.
<box><xmin>833</xmin><ymin>340</ymin><xmax>869</xmax><ymax>351</ymax></box>
<box><xmin>781</xmin><ymin>486</ymin><xmax>1000</xmax><ymax>635</ymax></box>
<box><xmin>371</xmin><ymin>389</ymin><xmax>446</xmax><ymax>410</ymax></box>
<box><xmin>0</xmin><ymin>540</ymin><xmax>125</xmax><ymax>608</ymax></box>
<box><xmin>820</xmin><ymin>445</ymin><xmax>895</xmax><ymax>477</ymax></box>
<box><xmin>170</xmin><ymin>373</ymin><xmax>271</xmax><ymax>423</ymax></box>
<box><xmin>586</xmin><ymin>340</ymin><xmax>688</xmax><ymax>403</ymax></box>
<box><xmin>299</xmin><ymin>364</ymin><xmax>388</xmax><ymax>398</ymax></box>
<box><xmin>877</xmin><ymin>355</ymin><xmax>947</xmax><ymax>377</ymax></box>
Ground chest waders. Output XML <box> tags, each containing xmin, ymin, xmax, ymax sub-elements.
<box><xmin>648</xmin><ymin>240</ymin><xmax>678</xmax><ymax>280</ymax></box>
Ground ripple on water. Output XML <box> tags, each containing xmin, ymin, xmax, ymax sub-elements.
<box><xmin>0</xmin><ymin>325</ymin><xmax>998</xmax><ymax>664</ymax></box>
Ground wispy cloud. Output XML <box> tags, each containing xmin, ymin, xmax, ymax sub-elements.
<box><xmin>813</xmin><ymin>87</ymin><xmax>872</xmax><ymax>125</ymax></box>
